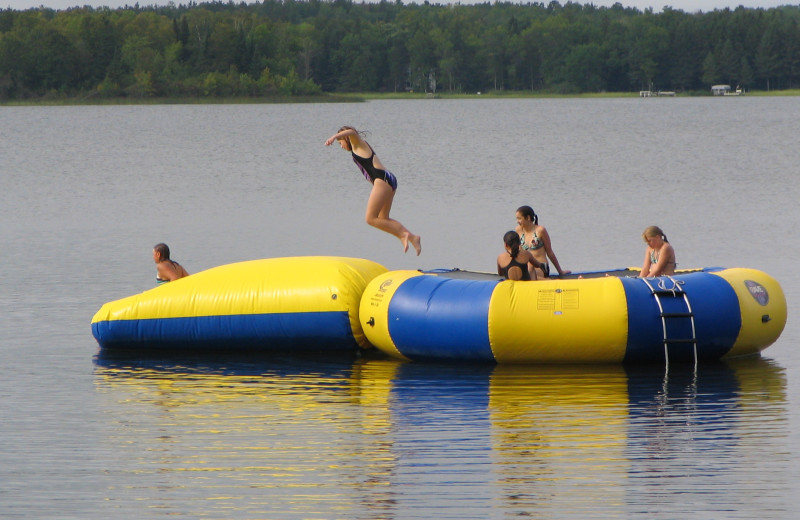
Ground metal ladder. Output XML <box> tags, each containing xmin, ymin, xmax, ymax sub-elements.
<box><xmin>640</xmin><ymin>276</ymin><xmax>698</xmax><ymax>368</ymax></box>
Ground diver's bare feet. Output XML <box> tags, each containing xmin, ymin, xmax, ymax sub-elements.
<box><xmin>401</xmin><ymin>234</ymin><xmax>410</xmax><ymax>253</ymax></box>
<box><xmin>409</xmin><ymin>234</ymin><xmax>422</xmax><ymax>256</ymax></box>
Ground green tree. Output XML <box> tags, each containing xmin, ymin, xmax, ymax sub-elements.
<box><xmin>755</xmin><ymin>22</ymin><xmax>782</xmax><ymax>90</ymax></box>
<box><xmin>668</xmin><ymin>18</ymin><xmax>702</xmax><ymax>91</ymax></box>
<box><xmin>564</xmin><ymin>43</ymin><xmax>605</xmax><ymax>92</ymax></box>
<box><xmin>3</xmin><ymin>2</ymin><xmax>800</xmax><ymax>100</ymax></box>
<box><xmin>716</xmin><ymin>39</ymin><xmax>737</xmax><ymax>85</ymax></box>
<box><xmin>627</xmin><ymin>18</ymin><xmax>669</xmax><ymax>90</ymax></box>
<box><xmin>738</xmin><ymin>56</ymin><xmax>753</xmax><ymax>88</ymax></box>
<box><xmin>405</xmin><ymin>22</ymin><xmax>437</xmax><ymax>92</ymax></box>
<box><xmin>481</xmin><ymin>24</ymin><xmax>511</xmax><ymax>91</ymax></box>
<box><xmin>702</xmin><ymin>51</ymin><xmax>718</xmax><ymax>86</ymax></box>
<box><xmin>330</xmin><ymin>24</ymin><xmax>386</xmax><ymax>91</ymax></box>
<box><xmin>129</xmin><ymin>69</ymin><xmax>155</xmax><ymax>97</ymax></box>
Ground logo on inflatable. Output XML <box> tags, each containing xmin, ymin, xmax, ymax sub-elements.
<box><xmin>744</xmin><ymin>280</ymin><xmax>769</xmax><ymax>306</ymax></box>
<box><xmin>379</xmin><ymin>279</ymin><xmax>393</xmax><ymax>292</ymax></box>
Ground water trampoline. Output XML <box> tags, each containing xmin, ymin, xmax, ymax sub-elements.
<box><xmin>92</xmin><ymin>257</ymin><xmax>786</xmax><ymax>364</ymax></box>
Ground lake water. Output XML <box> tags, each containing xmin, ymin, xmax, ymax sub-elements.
<box><xmin>1</xmin><ymin>97</ymin><xmax>799</xmax><ymax>518</ymax></box>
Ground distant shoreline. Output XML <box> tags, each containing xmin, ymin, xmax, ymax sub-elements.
<box><xmin>2</xmin><ymin>89</ymin><xmax>798</xmax><ymax>106</ymax></box>
<box><xmin>353</xmin><ymin>89</ymin><xmax>800</xmax><ymax>100</ymax></box>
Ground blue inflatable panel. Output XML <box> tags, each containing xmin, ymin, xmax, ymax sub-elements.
<box><xmin>388</xmin><ymin>276</ymin><xmax>500</xmax><ymax>361</ymax></box>
<box><xmin>621</xmin><ymin>273</ymin><xmax>741</xmax><ymax>363</ymax></box>
<box><xmin>92</xmin><ymin>311</ymin><xmax>355</xmax><ymax>351</ymax></box>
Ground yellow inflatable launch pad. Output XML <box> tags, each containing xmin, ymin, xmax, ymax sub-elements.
<box><xmin>91</xmin><ymin>256</ymin><xmax>387</xmax><ymax>353</ymax></box>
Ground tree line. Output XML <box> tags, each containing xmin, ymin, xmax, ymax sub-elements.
<box><xmin>1</xmin><ymin>0</ymin><xmax>799</xmax><ymax>100</ymax></box>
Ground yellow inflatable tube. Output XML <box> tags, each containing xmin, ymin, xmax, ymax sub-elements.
<box><xmin>488</xmin><ymin>276</ymin><xmax>630</xmax><ymax>363</ymax></box>
<box><xmin>92</xmin><ymin>256</ymin><xmax>387</xmax><ymax>352</ymax></box>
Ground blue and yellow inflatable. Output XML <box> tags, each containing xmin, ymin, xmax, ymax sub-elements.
<box><xmin>92</xmin><ymin>256</ymin><xmax>387</xmax><ymax>352</ymax></box>
<box><xmin>92</xmin><ymin>257</ymin><xmax>786</xmax><ymax>363</ymax></box>
<box><xmin>359</xmin><ymin>267</ymin><xmax>786</xmax><ymax>363</ymax></box>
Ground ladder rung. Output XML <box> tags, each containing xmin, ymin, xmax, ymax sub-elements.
<box><xmin>665</xmin><ymin>338</ymin><xmax>697</xmax><ymax>344</ymax></box>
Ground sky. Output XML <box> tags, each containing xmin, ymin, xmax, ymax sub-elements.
<box><xmin>1</xmin><ymin>0</ymin><xmax>794</xmax><ymax>13</ymax></box>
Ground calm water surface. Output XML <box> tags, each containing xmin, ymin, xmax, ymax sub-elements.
<box><xmin>1</xmin><ymin>98</ymin><xmax>799</xmax><ymax>518</ymax></box>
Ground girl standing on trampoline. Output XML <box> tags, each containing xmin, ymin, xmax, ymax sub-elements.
<box><xmin>325</xmin><ymin>126</ymin><xmax>422</xmax><ymax>255</ymax></box>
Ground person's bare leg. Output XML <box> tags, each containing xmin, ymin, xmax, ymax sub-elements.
<box><xmin>365</xmin><ymin>180</ymin><xmax>421</xmax><ymax>255</ymax></box>
<box><xmin>380</xmin><ymin>195</ymin><xmax>421</xmax><ymax>255</ymax></box>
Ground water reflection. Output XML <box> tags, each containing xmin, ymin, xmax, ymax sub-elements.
<box><xmin>94</xmin><ymin>353</ymin><xmax>787</xmax><ymax>519</ymax></box>
<box><xmin>94</xmin><ymin>351</ymin><xmax>401</xmax><ymax>519</ymax></box>
<box><xmin>484</xmin><ymin>360</ymin><xmax>789</xmax><ymax>518</ymax></box>
<box><xmin>485</xmin><ymin>364</ymin><xmax>630</xmax><ymax>518</ymax></box>
<box><xmin>623</xmin><ymin>360</ymin><xmax>790</xmax><ymax>518</ymax></box>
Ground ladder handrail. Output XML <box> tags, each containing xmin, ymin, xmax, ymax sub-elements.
<box><xmin>640</xmin><ymin>276</ymin><xmax>698</xmax><ymax>369</ymax></box>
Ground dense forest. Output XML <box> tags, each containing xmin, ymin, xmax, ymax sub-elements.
<box><xmin>1</xmin><ymin>0</ymin><xmax>799</xmax><ymax>100</ymax></box>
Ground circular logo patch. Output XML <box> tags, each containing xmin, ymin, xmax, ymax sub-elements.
<box><xmin>744</xmin><ymin>280</ymin><xmax>769</xmax><ymax>306</ymax></box>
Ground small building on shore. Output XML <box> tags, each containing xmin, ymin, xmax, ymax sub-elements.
<box><xmin>712</xmin><ymin>84</ymin><xmax>745</xmax><ymax>96</ymax></box>
<box><xmin>712</xmin><ymin>85</ymin><xmax>731</xmax><ymax>95</ymax></box>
